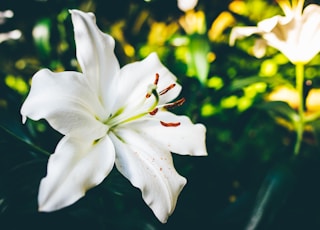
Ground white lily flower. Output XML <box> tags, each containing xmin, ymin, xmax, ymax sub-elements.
<box><xmin>20</xmin><ymin>9</ymin><xmax>207</xmax><ymax>223</ymax></box>
<box><xmin>230</xmin><ymin>0</ymin><xmax>320</xmax><ymax>64</ymax></box>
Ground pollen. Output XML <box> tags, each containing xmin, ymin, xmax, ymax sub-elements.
<box><xmin>160</xmin><ymin>84</ymin><xmax>176</xmax><ymax>95</ymax></box>
<box><xmin>154</xmin><ymin>73</ymin><xmax>159</xmax><ymax>85</ymax></box>
<box><xmin>149</xmin><ymin>108</ymin><xmax>159</xmax><ymax>115</ymax></box>
<box><xmin>160</xmin><ymin>121</ymin><xmax>181</xmax><ymax>127</ymax></box>
<box><xmin>164</xmin><ymin>98</ymin><xmax>185</xmax><ymax>109</ymax></box>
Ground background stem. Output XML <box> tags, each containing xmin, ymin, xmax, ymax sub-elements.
<box><xmin>294</xmin><ymin>63</ymin><xmax>304</xmax><ymax>155</ymax></box>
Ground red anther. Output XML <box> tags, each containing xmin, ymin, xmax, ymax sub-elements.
<box><xmin>149</xmin><ymin>108</ymin><xmax>159</xmax><ymax>115</ymax></box>
<box><xmin>145</xmin><ymin>93</ymin><xmax>151</xmax><ymax>98</ymax></box>
<box><xmin>159</xmin><ymin>84</ymin><xmax>176</xmax><ymax>95</ymax></box>
<box><xmin>160</xmin><ymin>121</ymin><xmax>181</xmax><ymax>127</ymax></box>
<box><xmin>164</xmin><ymin>98</ymin><xmax>185</xmax><ymax>109</ymax></box>
<box><xmin>154</xmin><ymin>73</ymin><xmax>159</xmax><ymax>85</ymax></box>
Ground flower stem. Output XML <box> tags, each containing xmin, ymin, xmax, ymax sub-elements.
<box><xmin>294</xmin><ymin>63</ymin><xmax>304</xmax><ymax>155</ymax></box>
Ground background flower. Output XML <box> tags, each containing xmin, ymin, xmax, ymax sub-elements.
<box><xmin>230</xmin><ymin>0</ymin><xmax>320</xmax><ymax>64</ymax></box>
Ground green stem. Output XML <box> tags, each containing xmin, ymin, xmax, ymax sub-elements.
<box><xmin>294</xmin><ymin>63</ymin><xmax>304</xmax><ymax>155</ymax></box>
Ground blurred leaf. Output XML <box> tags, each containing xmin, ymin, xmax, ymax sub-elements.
<box><xmin>207</xmin><ymin>76</ymin><xmax>224</xmax><ymax>90</ymax></box>
<box><xmin>258</xmin><ymin>101</ymin><xmax>299</xmax><ymax>126</ymax></box>
<box><xmin>308</xmin><ymin>119</ymin><xmax>320</xmax><ymax>148</ymax></box>
<box><xmin>4</xmin><ymin>75</ymin><xmax>29</xmax><ymax>95</ymax></box>
<box><xmin>0</xmin><ymin>124</ymin><xmax>50</xmax><ymax>157</ymax></box>
<box><xmin>244</xmin><ymin>164</ymin><xmax>294</xmax><ymax>230</ymax></box>
<box><xmin>32</xmin><ymin>18</ymin><xmax>52</xmax><ymax>58</ymax></box>
<box><xmin>259</xmin><ymin>59</ymin><xmax>278</xmax><ymax>77</ymax></box>
<box><xmin>229</xmin><ymin>76</ymin><xmax>289</xmax><ymax>92</ymax></box>
<box><xmin>188</xmin><ymin>34</ymin><xmax>210</xmax><ymax>84</ymax></box>
<box><xmin>0</xmin><ymin>159</ymin><xmax>46</xmax><ymax>211</ymax></box>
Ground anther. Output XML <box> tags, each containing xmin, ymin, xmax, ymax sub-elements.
<box><xmin>164</xmin><ymin>98</ymin><xmax>185</xmax><ymax>109</ymax></box>
<box><xmin>149</xmin><ymin>108</ymin><xmax>158</xmax><ymax>115</ymax></box>
<box><xmin>160</xmin><ymin>84</ymin><xmax>176</xmax><ymax>95</ymax></box>
<box><xmin>154</xmin><ymin>73</ymin><xmax>159</xmax><ymax>85</ymax></box>
<box><xmin>160</xmin><ymin>121</ymin><xmax>181</xmax><ymax>127</ymax></box>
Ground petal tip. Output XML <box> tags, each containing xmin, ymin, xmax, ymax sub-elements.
<box><xmin>38</xmin><ymin>205</ymin><xmax>48</xmax><ymax>213</ymax></box>
<box><xmin>21</xmin><ymin>115</ymin><xmax>27</xmax><ymax>124</ymax></box>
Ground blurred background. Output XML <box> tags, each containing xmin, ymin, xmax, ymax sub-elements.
<box><xmin>1</xmin><ymin>0</ymin><xmax>320</xmax><ymax>229</ymax></box>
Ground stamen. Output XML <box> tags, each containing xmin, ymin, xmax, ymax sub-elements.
<box><xmin>160</xmin><ymin>121</ymin><xmax>181</xmax><ymax>127</ymax></box>
<box><xmin>149</xmin><ymin>108</ymin><xmax>158</xmax><ymax>115</ymax></box>
<box><xmin>160</xmin><ymin>84</ymin><xmax>176</xmax><ymax>95</ymax></box>
<box><xmin>164</xmin><ymin>98</ymin><xmax>185</xmax><ymax>109</ymax></box>
<box><xmin>154</xmin><ymin>73</ymin><xmax>159</xmax><ymax>85</ymax></box>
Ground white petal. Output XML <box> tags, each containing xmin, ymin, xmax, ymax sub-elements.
<box><xmin>229</xmin><ymin>26</ymin><xmax>262</xmax><ymax>46</ymax></box>
<box><xmin>38</xmin><ymin>135</ymin><xmax>115</xmax><ymax>212</ymax></box>
<box><xmin>298</xmin><ymin>4</ymin><xmax>320</xmax><ymax>62</ymax></box>
<box><xmin>110</xmin><ymin>130</ymin><xmax>186</xmax><ymax>223</ymax></box>
<box><xmin>111</xmin><ymin>53</ymin><xmax>182</xmax><ymax>114</ymax></box>
<box><xmin>122</xmin><ymin>111</ymin><xmax>207</xmax><ymax>156</ymax></box>
<box><xmin>253</xmin><ymin>38</ymin><xmax>267</xmax><ymax>58</ymax></box>
<box><xmin>257</xmin><ymin>15</ymin><xmax>287</xmax><ymax>33</ymax></box>
<box><xmin>21</xmin><ymin>69</ymin><xmax>108</xmax><ymax>140</ymax></box>
<box><xmin>70</xmin><ymin>9</ymin><xmax>120</xmax><ymax>113</ymax></box>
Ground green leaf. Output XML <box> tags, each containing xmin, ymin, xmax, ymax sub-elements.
<box><xmin>258</xmin><ymin>101</ymin><xmax>299</xmax><ymax>125</ymax></box>
<box><xmin>229</xmin><ymin>76</ymin><xmax>289</xmax><ymax>92</ymax></box>
<box><xmin>245</xmin><ymin>164</ymin><xmax>294</xmax><ymax>230</ymax></box>
<box><xmin>308</xmin><ymin>119</ymin><xmax>320</xmax><ymax>148</ymax></box>
<box><xmin>33</xmin><ymin>18</ymin><xmax>52</xmax><ymax>58</ymax></box>
<box><xmin>0</xmin><ymin>159</ymin><xmax>47</xmax><ymax>214</ymax></box>
<box><xmin>0</xmin><ymin>124</ymin><xmax>50</xmax><ymax>157</ymax></box>
<box><xmin>188</xmin><ymin>34</ymin><xmax>210</xmax><ymax>85</ymax></box>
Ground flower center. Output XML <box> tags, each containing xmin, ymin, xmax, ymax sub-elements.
<box><xmin>106</xmin><ymin>73</ymin><xmax>185</xmax><ymax>129</ymax></box>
